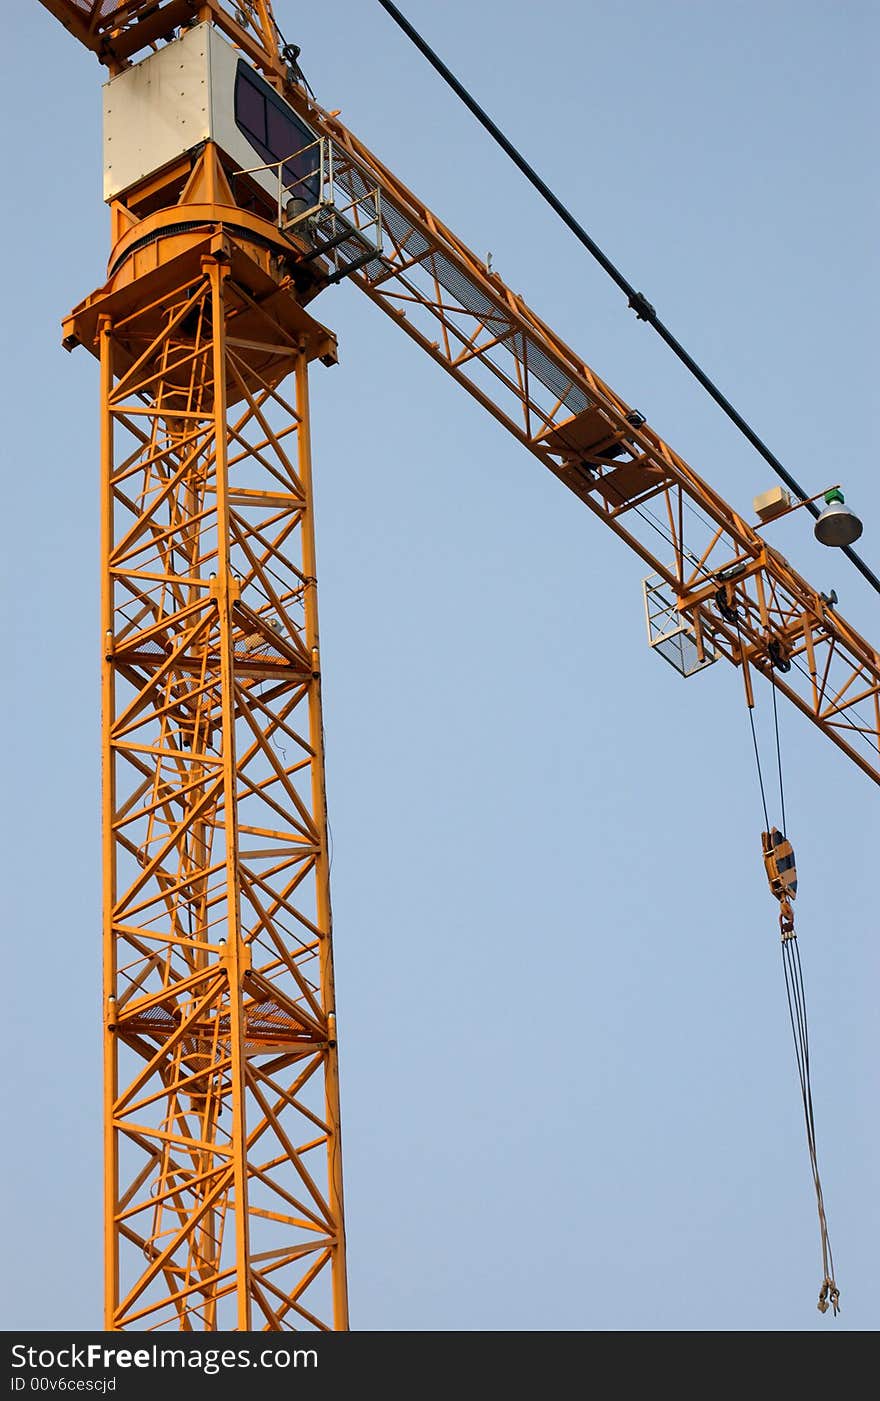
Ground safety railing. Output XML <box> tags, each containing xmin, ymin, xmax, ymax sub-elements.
<box><xmin>643</xmin><ymin>574</ymin><xmax>717</xmax><ymax>678</ymax></box>
<box><xmin>234</xmin><ymin>136</ymin><xmax>384</xmax><ymax>283</ymax></box>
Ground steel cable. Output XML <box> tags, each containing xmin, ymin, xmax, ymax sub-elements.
<box><xmin>376</xmin><ymin>0</ymin><xmax>880</xmax><ymax>599</ymax></box>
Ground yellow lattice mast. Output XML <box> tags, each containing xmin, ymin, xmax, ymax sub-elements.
<box><xmin>43</xmin><ymin>0</ymin><xmax>378</xmax><ymax>1330</ymax></box>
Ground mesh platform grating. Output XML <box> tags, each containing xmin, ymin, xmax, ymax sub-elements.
<box><xmin>334</xmin><ymin>166</ymin><xmax>589</xmax><ymax>419</ymax></box>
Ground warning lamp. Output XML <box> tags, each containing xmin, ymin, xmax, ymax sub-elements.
<box><xmin>813</xmin><ymin>489</ymin><xmax>864</xmax><ymax>548</ymax></box>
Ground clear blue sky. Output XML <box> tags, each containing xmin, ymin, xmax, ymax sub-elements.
<box><xmin>1</xmin><ymin>0</ymin><xmax>877</xmax><ymax>1332</ymax></box>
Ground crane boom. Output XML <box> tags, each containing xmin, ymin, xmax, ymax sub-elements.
<box><xmin>37</xmin><ymin>10</ymin><xmax>880</xmax><ymax>785</ymax></box>
<box><xmin>272</xmin><ymin>107</ymin><xmax>877</xmax><ymax>786</ymax></box>
<box><xmin>34</xmin><ymin>10</ymin><xmax>880</xmax><ymax>790</ymax></box>
<box><xmin>264</xmin><ymin>103</ymin><xmax>874</xmax><ymax>784</ymax></box>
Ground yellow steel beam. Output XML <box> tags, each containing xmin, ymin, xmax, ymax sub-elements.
<box><xmin>272</xmin><ymin>82</ymin><xmax>880</xmax><ymax>784</ymax></box>
<box><xmin>36</xmin><ymin>0</ymin><xmax>284</xmax><ymax>76</ymax></box>
<box><xmin>78</xmin><ymin>156</ymin><xmax>349</xmax><ymax>1328</ymax></box>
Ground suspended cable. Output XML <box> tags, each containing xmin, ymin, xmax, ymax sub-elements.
<box><xmin>271</xmin><ymin>6</ymin><xmax>317</xmax><ymax>98</ymax></box>
<box><xmin>376</xmin><ymin>0</ymin><xmax>880</xmax><ymax>600</ymax></box>
<box><xmin>736</xmin><ymin>619</ymin><xmax>771</xmax><ymax>831</ymax></box>
<box><xmin>771</xmin><ymin>677</ymin><xmax>788</xmax><ymax>839</ymax></box>
<box><xmin>781</xmin><ymin>934</ymin><xmax>838</xmax><ymax>1314</ymax></box>
<box><xmin>748</xmin><ymin>706</ymin><xmax>771</xmax><ymax>834</ymax></box>
<box><xmin>748</xmin><ymin>679</ymin><xmax>840</xmax><ymax>1317</ymax></box>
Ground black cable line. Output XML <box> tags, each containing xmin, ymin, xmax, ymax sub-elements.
<box><xmin>737</xmin><ymin>620</ymin><xmax>771</xmax><ymax>830</ymax></box>
<box><xmin>780</xmin><ymin>898</ymin><xmax>837</xmax><ymax>1296</ymax></box>
<box><xmin>771</xmin><ymin>678</ymin><xmax>788</xmax><ymax>838</ymax></box>
<box><xmin>399</xmin><ymin>231</ymin><xmax>875</xmax><ymax>766</ymax></box>
<box><xmin>782</xmin><ymin>951</ymin><xmax>819</xmax><ymax>1230</ymax></box>
<box><xmin>782</xmin><ymin>938</ymin><xmax>836</xmax><ymax>1291</ymax></box>
<box><xmin>376</xmin><ymin>0</ymin><xmax>880</xmax><ymax>599</ymax></box>
<box><xmin>742</xmin><ymin>651</ymin><xmax>838</xmax><ymax>1300</ymax></box>
<box><xmin>782</xmin><ymin>944</ymin><xmax>809</xmax><ymax>1104</ymax></box>
<box><xmin>372</xmin><ymin>206</ymin><xmax>877</xmax><ymax>765</ymax></box>
<box><xmin>792</xmin><ymin>940</ymin><xmax>817</xmax><ymax>1161</ymax></box>
<box><xmin>789</xmin><ymin>954</ymin><xmax>813</xmax><ymax>1150</ymax></box>
<box><xmin>792</xmin><ymin>938</ymin><xmax>812</xmax><ymax>1078</ymax></box>
<box><xmin>271</xmin><ymin>7</ymin><xmax>317</xmax><ymax>98</ymax></box>
<box><xmin>748</xmin><ymin>706</ymin><xmax>770</xmax><ymax>833</ymax></box>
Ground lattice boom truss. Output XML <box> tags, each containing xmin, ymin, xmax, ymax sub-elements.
<box><xmin>292</xmin><ymin>98</ymin><xmax>879</xmax><ymax>783</ymax></box>
<box><xmin>43</xmin><ymin>0</ymin><xmax>880</xmax><ymax>795</ymax></box>
<box><xmin>98</xmin><ymin>253</ymin><xmax>347</xmax><ymax>1330</ymax></box>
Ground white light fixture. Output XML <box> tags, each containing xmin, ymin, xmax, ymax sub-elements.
<box><xmin>814</xmin><ymin>489</ymin><xmax>864</xmax><ymax>548</ymax></box>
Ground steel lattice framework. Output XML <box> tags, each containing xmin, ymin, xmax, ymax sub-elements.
<box><xmin>35</xmin><ymin>0</ymin><xmax>880</xmax><ymax>1339</ymax></box>
<box><xmin>304</xmin><ymin>111</ymin><xmax>879</xmax><ymax>782</ymax></box>
<box><xmin>71</xmin><ymin>214</ymin><xmax>347</xmax><ymax>1329</ymax></box>
<box><xmin>38</xmin><ymin>0</ymin><xmax>880</xmax><ymax>791</ymax></box>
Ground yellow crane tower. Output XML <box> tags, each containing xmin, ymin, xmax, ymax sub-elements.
<box><xmin>29</xmin><ymin>0</ymin><xmax>879</xmax><ymax>1332</ymax></box>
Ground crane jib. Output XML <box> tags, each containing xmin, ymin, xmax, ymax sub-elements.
<box><xmin>33</xmin><ymin>8</ymin><xmax>880</xmax><ymax>787</ymax></box>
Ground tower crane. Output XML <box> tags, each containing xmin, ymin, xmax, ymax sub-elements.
<box><xmin>26</xmin><ymin>0</ymin><xmax>879</xmax><ymax>1331</ymax></box>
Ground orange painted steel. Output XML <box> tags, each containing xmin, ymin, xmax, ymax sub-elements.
<box><xmin>37</xmin><ymin>2</ymin><xmax>281</xmax><ymax>76</ymax></box>
<box><xmin>41</xmin><ymin>0</ymin><xmax>880</xmax><ymax>800</ymax></box>
<box><xmin>37</xmin><ymin>0</ymin><xmax>880</xmax><ymax>1337</ymax></box>
<box><xmin>283</xmin><ymin>97</ymin><xmax>878</xmax><ymax>784</ymax></box>
<box><xmin>72</xmin><ymin>148</ymin><xmax>348</xmax><ymax>1328</ymax></box>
